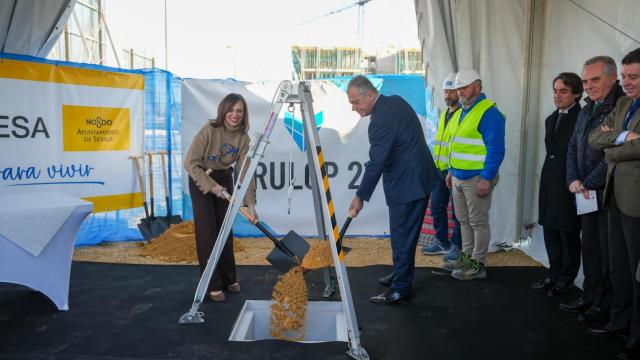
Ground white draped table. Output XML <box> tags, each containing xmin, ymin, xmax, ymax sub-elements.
<box><xmin>0</xmin><ymin>192</ymin><xmax>92</xmax><ymax>310</ymax></box>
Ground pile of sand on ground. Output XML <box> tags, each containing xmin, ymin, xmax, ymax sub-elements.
<box><xmin>140</xmin><ymin>221</ymin><xmax>245</xmax><ymax>263</ymax></box>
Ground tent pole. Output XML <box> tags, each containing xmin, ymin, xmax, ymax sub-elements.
<box><xmin>516</xmin><ymin>0</ymin><xmax>546</xmax><ymax>242</ymax></box>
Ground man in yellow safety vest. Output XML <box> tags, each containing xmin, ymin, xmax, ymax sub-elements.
<box><xmin>421</xmin><ymin>73</ymin><xmax>462</xmax><ymax>262</ymax></box>
<box><xmin>442</xmin><ymin>69</ymin><xmax>506</xmax><ymax>280</ymax></box>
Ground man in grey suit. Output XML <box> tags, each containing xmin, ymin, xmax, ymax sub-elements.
<box><xmin>589</xmin><ymin>47</ymin><xmax>640</xmax><ymax>360</ymax></box>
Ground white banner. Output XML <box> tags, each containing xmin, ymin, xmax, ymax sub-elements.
<box><xmin>182</xmin><ymin>79</ymin><xmax>392</xmax><ymax>236</ymax></box>
<box><xmin>0</xmin><ymin>58</ymin><xmax>144</xmax><ymax>212</ymax></box>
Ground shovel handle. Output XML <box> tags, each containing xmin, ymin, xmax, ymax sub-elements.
<box><xmin>222</xmin><ymin>190</ymin><xmax>297</xmax><ymax>260</ymax></box>
<box><xmin>146</xmin><ymin>152</ymin><xmax>155</xmax><ymax>218</ymax></box>
<box><xmin>221</xmin><ymin>190</ymin><xmax>258</xmax><ymax>224</ymax></box>
<box><xmin>202</xmin><ymin>167</ymin><xmax>257</xmax><ymax>223</ymax></box>
<box><xmin>157</xmin><ymin>151</ymin><xmax>172</xmax><ymax>216</ymax></box>
<box><xmin>130</xmin><ymin>155</ymin><xmax>149</xmax><ymax>219</ymax></box>
<box><xmin>337</xmin><ymin>216</ymin><xmax>352</xmax><ymax>253</ymax></box>
<box><xmin>158</xmin><ymin>151</ymin><xmax>170</xmax><ymax>200</ymax></box>
<box><xmin>202</xmin><ymin>167</ymin><xmax>298</xmax><ymax>261</ymax></box>
<box><xmin>253</xmin><ymin>221</ymin><xmax>297</xmax><ymax>259</ymax></box>
<box><xmin>238</xmin><ymin>205</ymin><xmax>297</xmax><ymax>261</ymax></box>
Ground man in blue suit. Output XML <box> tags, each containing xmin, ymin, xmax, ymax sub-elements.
<box><xmin>347</xmin><ymin>75</ymin><xmax>440</xmax><ymax>305</ymax></box>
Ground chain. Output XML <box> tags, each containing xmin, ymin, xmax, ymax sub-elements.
<box><xmin>287</xmin><ymin>104</ymin><xmax>296</xmax><ymax>214</ymax></box>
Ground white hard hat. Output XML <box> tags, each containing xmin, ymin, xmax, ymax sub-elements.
<box><xmin>442</xmin><ymin>73</ymin><xmax>456</xmax><ymax>90</ymax></box>
<box><xmin>454</xmin><ymin>68</ymin><xmax>481</xmax><ymax>89</ymax></box>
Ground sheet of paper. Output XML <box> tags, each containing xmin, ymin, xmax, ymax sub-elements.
<box><xmin>576</xmin><ymin>190</ymin><xmax>598</xmax><ymax>215</ymax></box>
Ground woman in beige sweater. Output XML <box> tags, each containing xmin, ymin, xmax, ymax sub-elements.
<box><xmin>184</xmin><ymin>93</ymin><xmax>257</xmax><ymax>302</ymax></box>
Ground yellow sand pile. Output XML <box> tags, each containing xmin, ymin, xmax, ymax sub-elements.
<box><xmin>142</xmin><ymin>221</ymin><xmax>245</xmax><ymax>263</ymax></box>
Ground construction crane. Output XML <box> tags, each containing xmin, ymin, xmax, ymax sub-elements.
<box><xmin>299</xmin><ymin>0</ymin><xmax>372</xmax><ymax>43</ymax></box>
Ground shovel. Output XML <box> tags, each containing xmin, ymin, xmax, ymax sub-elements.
<box><xmin>130</xmin><ymin>155</ymin><xmax>154</xmax><ymax>240</ymax></box>
<box><xmin>158</xmin><ymin>151</ymin><xmax>182</xmax><ymax>225</ymax></box>
<box><xmin>222</xmin><ymin>190</ymin><xmax>309</xmax><ymax>273</ymax></box>
<box><xmin>337</xmin><ymin>216</ymin><xmax>352</xmax><ymax>254</ymax></box>
<box><xmin>238</xmin><ymin>201</ymin><xmax>309</xmax><ymax>273</ymax></box>
<box><xmin>202</xmin><ymin>167</ymin><xmax>309</xmax><ymax>273</ymax></box>
<box><xmin>142</xmin><ymin>152</ymin><xmax>169</xmax><ymax>239</ymax></box>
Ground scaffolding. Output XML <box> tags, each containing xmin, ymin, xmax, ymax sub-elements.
<box><xmin>49</xmin><ymin>0</ymin><xmax>106</xmax><ymax>64</ymax></box>
<box><xmin>123</xmin><ymin>48</ymin><xmax>155</xmax><ymax>69</ymax></box>
<box><xmin>48</xmin><ymin>0</ymin><xmax>153</xmax><ymax>69</ymax></box>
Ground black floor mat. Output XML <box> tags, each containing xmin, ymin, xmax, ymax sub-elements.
<box><xmin>0</xmin><ymin>262</ymin><xmax>622</xmax><ymax>359</ymax></box>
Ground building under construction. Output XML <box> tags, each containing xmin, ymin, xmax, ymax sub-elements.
<box><xmin>374</xmin><ymin>47</ymin><xmax>424</xmax><ymax>75</ymax></box>
<box><xmin>292</xmin><ymin>45</ymin><xmax>424</xmax><ymax>80</ymax></box>
<box><xmin>292</xmin><ymin>46</ymin><xmax>364</xmax><ymax>80</ymax></box>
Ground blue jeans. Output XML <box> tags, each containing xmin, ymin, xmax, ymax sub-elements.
<box><xmin>430</xmin><ymin>170</ymin><xmax>461</xmax><ymax>249</ymax></box>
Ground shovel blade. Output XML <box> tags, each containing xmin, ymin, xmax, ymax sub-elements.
<box><xmin>137</xmin><ymin>221</ymin><xmax>154</xmax><ymax>241</ymax></box>
<box><xmin>149</xmin><ymin>218</ymin><xmax>169</xmax><ymax>238</ymax></box>
<box><xmin>138</xmin><ymin>217</ymin><xmax>169</xmax><ymax>240</ymax></box>
<box><xmin>166</xmin><ymin>215</ymin><xmax>183</xmax><ymax>225</ymax></box>
<box><xmin>266</xmin><ymin>230</ymin><xmax>310</xmax><ymax>273</ymax></box>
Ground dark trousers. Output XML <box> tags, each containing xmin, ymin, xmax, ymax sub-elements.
<box><xmin>430</xmin><ymin>170</ymin><xmax>461</xmax><ymax>249</ymax></box>
<box><xmin>189</xmin><ymin>169</ymin><xmax>236</xmax><ymax>293</ymax></box>
<box><xmin>389</xmin><ymin>197</ymin><xmax>428</xmax><ymax>296</ymax></box>
<box><xmin>581</xmin><ymin>210</ymin><xmax>612</xmax><ymax>312</ymax></box>
<box><xmin>608</xmin><ymin>186</ymin><xmax>640</xmax><ymax>338</ymax></box>
<box><xmin>543</xmin><ymin>228</ymin><xmax>581</xmax><ymax>284</ymax></box>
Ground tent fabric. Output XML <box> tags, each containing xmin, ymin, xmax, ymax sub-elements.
<box><xmin>0</xmin><ymin>0</ymin><xmax>75</xmax><ymax>57</ymax></box>
<box><xmin>415</xmin><ymin>0</ymin><xmax>526</xmax><ymax>257</ymax></box>
<box><xmin>414</xmin><ymin>0</ymin><xmax>640</xmax><ymax>266</ymax></box>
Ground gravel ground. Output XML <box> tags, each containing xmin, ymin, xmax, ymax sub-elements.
<box><xmin>73</xmin><ymin>236</ymin><xmax>542</xmax><ymax>268</ymax></box>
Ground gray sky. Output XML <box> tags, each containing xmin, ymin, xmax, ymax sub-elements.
<box><xmin>105</xmin><ymin>0</ymin><xmax>420</xmax><ymax>80</ymax></box>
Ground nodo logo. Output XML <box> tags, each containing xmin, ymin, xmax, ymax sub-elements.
<box><xmin>85</xmin><ymin>116</ymin><xmax>113</xmax><ymax>128</ymax></box>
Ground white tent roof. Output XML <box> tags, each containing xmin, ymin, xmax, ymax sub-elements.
<box><xmin>0</xmin><ymin>0</ymin><xmax>75</xmax><ymax>57</ymax></box>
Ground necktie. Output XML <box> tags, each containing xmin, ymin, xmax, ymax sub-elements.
<box><xmin>592</xmin><ymin>102</ymin><xmax>602</xmax><ymax>115</ymax></box>
<box><xmin>554</xmin><ymin>113</ymin><xmax>566</xmax><ymax>134</ymax></box>
<box><xmin>624</xmin><ymin>99</ymin><xmax>640</xmax><ymax>130</ymax></box>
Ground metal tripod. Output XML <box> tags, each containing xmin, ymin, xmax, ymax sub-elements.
<box><xmin>178</xmin><ymin>81</ymin><xmax>369</xmax><ymax>360</ymax></box>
